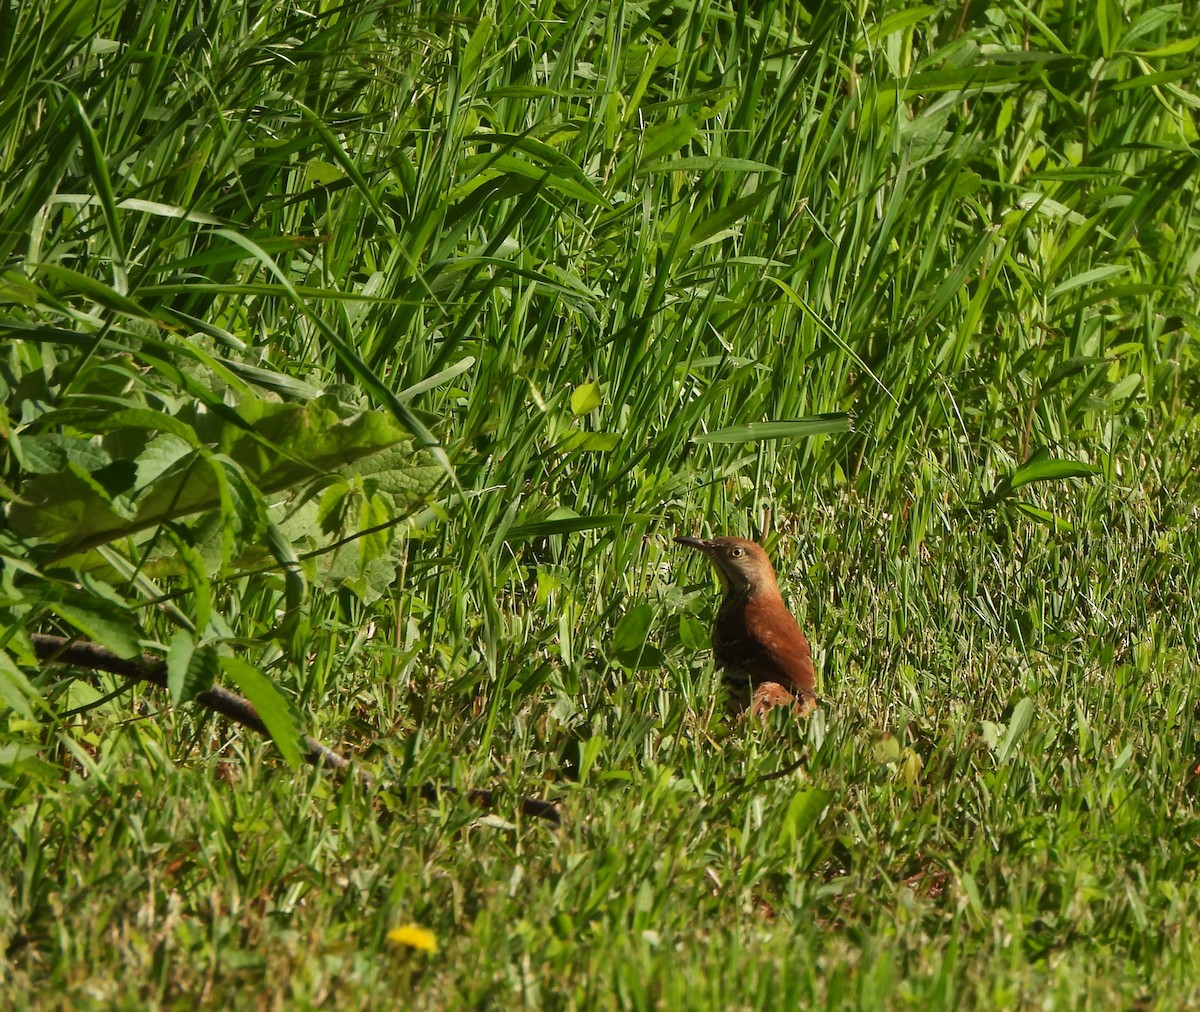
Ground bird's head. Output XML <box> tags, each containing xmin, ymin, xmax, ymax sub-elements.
<box><xmin>674</xmin><ymin>536</ymin><xmax>780</xmax><ymax>596</ymax></box>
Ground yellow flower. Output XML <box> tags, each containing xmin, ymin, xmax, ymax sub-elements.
<box><xmin>388</xmin><ymin>924</ymin><xmax>438</xmax><ymax>953</ymax></box>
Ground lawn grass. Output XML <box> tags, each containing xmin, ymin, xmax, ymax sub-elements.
<box><xmin>2</xmin><ymin>0</ymin><xmax>1200</xmax><ymax>1008</ymax></box>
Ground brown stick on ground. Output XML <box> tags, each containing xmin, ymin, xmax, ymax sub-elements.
<box><xmin>31</xmin><ymin>633</ymin><xmax>561</xmax><ymax>824</ymax></box>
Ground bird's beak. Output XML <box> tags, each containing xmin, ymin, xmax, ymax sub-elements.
<box><xmin>674</xmin><ymin>536</ymin><xmax>712</xmax><ymax>552</ymax></box>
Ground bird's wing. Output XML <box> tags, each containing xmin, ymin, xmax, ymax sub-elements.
<box><xmin>739</xmin><ymin>599</ymin><xmax>817</xmax><ymax>698</ymax></box>
<box><xmin>713</xmin><ymin>597</ymin><xmax>817</xmax><ymax>699</ymax></box>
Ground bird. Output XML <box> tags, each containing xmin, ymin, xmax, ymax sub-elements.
<box><xmin>674</xmin><ymin>535</ymin><xmax>817</xmax><ymax>719</ymax></box>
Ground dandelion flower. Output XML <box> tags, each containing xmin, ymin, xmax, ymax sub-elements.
<box><xmin>388</xmin><ymin>924</ymin><xmax>438</xmax><ymax>953</ymax></box>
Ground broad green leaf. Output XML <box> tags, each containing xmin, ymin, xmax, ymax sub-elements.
<box><xmin>133</xmin><ymin>436</ymin><xmax>198</xmax><ymax>496</ymax></box>
<box><xmin>783</xmin><ymin>788</ymin><xmax>834</xmax><ymax>844</ymax></box>
<box><xmin>339</xmin><ymin>441</ymin><xmax>444</xmax><ymax>502</ymax></box>
<box><xmin>316</xmin><ymin>483</ymin><xmax>350</xmax><ymax>535</ymax></box>
<box><xmin>1108</xmin><ymin>374</ymin><xmax>1143</xmax><ymax>402</ymax></box>
<box><xmin>678</xmin><ymin>614</ymin><xmax>708</xmax><ymax>652</ymax></box>
<box><xmin>48</xmin><ymin>597</ymin><xmax>142</xmax><ymax>659</ymax></box>
<box><xmin>11</xmin><ymin>434</ymin><xmax>110</xmax><ymax>475</ymax></box>
<box><xmin>613</xmin><ymin>604</ymin><xmax>654</xmax><ymax>655</ymax></box>
<box><xmin>163</xmin><ymin>525</ymin><xmax>212</xmax><ymax>631</ymax></box>
<box><xmin>611</xmin><ymin>605</ymin><xmax>663</xmax><ymax>668</ymax></box>
<box><xmin>305</xmin><ymin>159</ymin><xmax>344</xmax><ymax>186</ymax></box>
<box><xmin>536</xmin><ymin>568</ymin><xmax>562</xmax><ymax>608</ymax></box>
<box><xmin>355</xmin><ymin>492</ymin><xmax>392</xmax><ymax>567</ymax></box>
<box><xmin>353</xmin><ymin>556</ymin><xmax>405</xmax><ymax>606</ymax></box>
<box><xmin>7</xmin><ymin>395</ymin><xmax>426</xmax><ymax>559</ymax></box>
<box><xmin>218</xmin><ymin>657</ymin><xmax>304</xmax><ymax>768</ymax></box>
<box><xmin>1009</xmin><ymin>457</ymin><xmax>1101</xmax><ymax>489</ymax></box>
<box><xmin>1014</xmin><ymin>503</ymin><xmax>1075</xmax><ymax>533</ymax></box>
<box><xmin>0</xmin><ymin>649</ymin><xmax>40</xmax><ymax>719</ymax></box>
<box><xmin>995</xmin><ymin>698</ymin><xmax>1036</xmax><ymax>764</ymax></box>
<box><xmin>3</xmin><ymin>470</ymin><xmax>124</xmax><ymax>545</ymax></box>
<box><xmin>641</xmin><ymin>116</ymin><xmax>696</xmax><ymax>163</ymax></box>
<box><xmin>94</xmin><ymin>409</ymin><xmax>203</xmax><ymax>444</ymax></box>
<box><xmin>166</xmin><ymin>631</ymin><xmax>217</xmax><ymax>705</ymax></box>
<box><xmin>570</xmin><ymin>382</ymin><xmax>602</xmax><ymax>415</ymax></box>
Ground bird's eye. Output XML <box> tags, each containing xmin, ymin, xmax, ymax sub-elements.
<box><xmin>730</xmin><ymin>547</ymin><xmax>744</xmax><ymax>558</ymax></box>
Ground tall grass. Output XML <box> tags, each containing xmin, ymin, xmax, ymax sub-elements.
<box><xmin>2</xmin><ymin>0</ymin><xmax>1199</xmax><ymax>1007</ymax></box>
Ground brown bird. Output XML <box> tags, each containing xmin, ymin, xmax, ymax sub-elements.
<box><xmin>675</xmin><ymin>536</ymin><xmax>817</xmax><ymax>719</ymax></box>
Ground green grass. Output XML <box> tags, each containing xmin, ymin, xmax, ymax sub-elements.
<box><xmin>2</xmin><ymin>0</ymin><xmax>1200</xmax><ymax>1007</ymax></box>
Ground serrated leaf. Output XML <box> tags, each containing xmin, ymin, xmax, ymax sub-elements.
<box><xmin>218</xmin><ymin>656</ymin><xmax>304</xmax><ymax>768</ymax></box>
<box><xmin>134</xmin><ymin>434</ymin><xmax>197</xmax><ymax>491</ymax></box>
<box><xmin>9</xmin><ymin>469</ymin><xmax>118</xmax><ymax>534</ymax></box>
<box><xmin>48</xmin><ymin>597</ymin><xmax>141</xmax><ymax>659</ymax></box>
<box><xmin>13</xmin><ymin>434</ymin><xmax>110</xmax><ymax>475</ymax></box>
<box><xmin>8</xmin><ymin>392</ymin><xmax>431</xmax><ymax>561</ymax></box>
<box><xmin>166</xmin><ymin>631</ymin><xmax>216</xmax><ymax>705</ymax></box>
<box><xmin>352</xmin><ymin>556</ymin><xmax>402</xmax><ymax>606</ymax></box>
<box><xmin>161</xmin><ymin>524</ymin><xmax>213</xmax><ymax>630</ymax></box>
<box><xmin>336</xmin><ymin>439</ymin><xmax>444</xmax><ymax>502</ymax></box>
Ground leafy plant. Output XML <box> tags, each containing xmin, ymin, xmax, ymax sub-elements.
<box><xmin>1</xmin><ymin>0</ymin><xmax>1199</xmax><ymax>1007</ymax></box>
